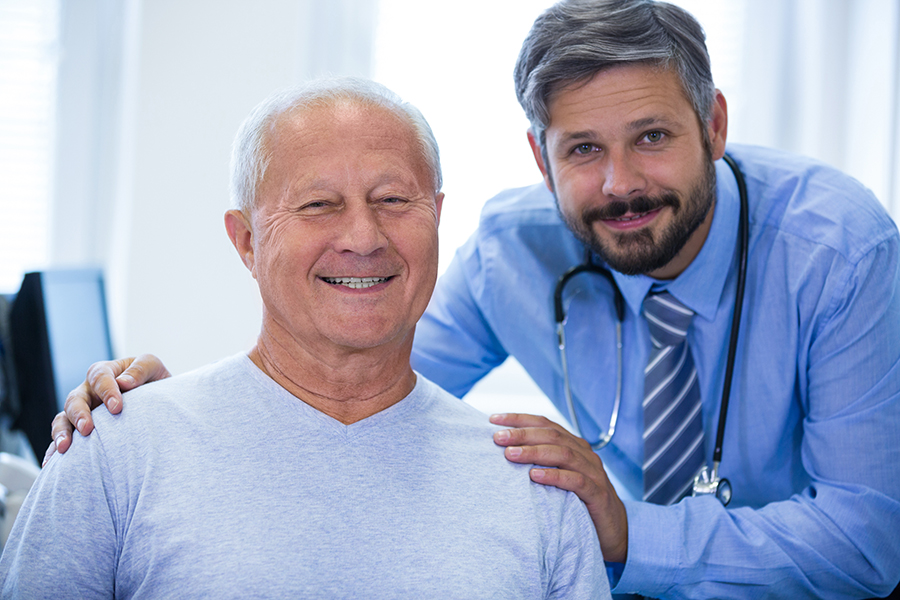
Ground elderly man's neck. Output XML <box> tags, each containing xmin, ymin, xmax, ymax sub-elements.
<box><xmin>248</xmin><ymin>335</ymin><xmax>418</xmax><ymax>425</ymax></box>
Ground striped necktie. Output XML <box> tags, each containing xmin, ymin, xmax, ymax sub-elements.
<box><xmin>642</xmin><ymin>291</ymin><xmax>705</xmax><ymax>505</ymax></box>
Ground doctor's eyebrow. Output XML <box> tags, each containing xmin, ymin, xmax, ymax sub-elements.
<box><xmin>554</xmin><ymin>115</ymin><xmax>684</xmax><ymax>147</ymax></box>
<box><xmin>624</xmin><ymin>116</ymin><xmax>682</xmax><ymax>132</ymax></box>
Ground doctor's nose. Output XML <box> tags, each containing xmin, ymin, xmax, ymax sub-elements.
<box><xmin>600</xmin><ymin>154</ymin><xmax>646</xmax><ymax>199</ymax></box>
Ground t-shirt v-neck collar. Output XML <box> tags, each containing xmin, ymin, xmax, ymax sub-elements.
<box><xmin>238</xmin><ymin>353</ymin><xmax>429</xmax><ymax>438</ymax></box>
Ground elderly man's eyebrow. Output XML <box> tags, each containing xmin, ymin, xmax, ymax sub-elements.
<box><xmin>287</xmin><ymin>178</ymin><xmax>332</xmax><ymax>196</ymax></box>
<box><xmin>288</xmin><ymin>171</ymin><xmax>425</xmax><ymax>197</ymax></box>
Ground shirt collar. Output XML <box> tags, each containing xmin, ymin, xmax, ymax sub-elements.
<box><xmin>611</xmin><ymin>156</ymin><xmax>741</xmax><ymax>321</ymax></box>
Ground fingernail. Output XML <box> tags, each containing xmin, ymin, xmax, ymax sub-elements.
<box><xmin>118</xmin><ymin>375</ymin><xmax>134</xmax><ymax>385</ymax></box>
<box><xmin>507</xmin><ymin>447</ymin><xmax>522</xmax><ymax>458</ymax></box>
<box><xmin>531</xmin><ymin>469</ymin><xmax>545</xmax><ymax>480</ymax></box>
<box><xmin>494</xmin><ymin>430</ymin><xmax>510</xmax><ymax>443</ymax></box>
<box><xmin>108</xmin><ymin>398</ymin><xmax>120</xmax><ymax>411</ymax></box>
<box><xmin>76</xmin><ymin>418</ymin><xmax>87</xmax><ymax>432</ymax></box>
<box><xmin>490</xmin><ymin>413</ymin><xmax>506</xmax><ymax>422</ymax></box>
<box><xmin>55</xmin><ymin>433</ymin><xmax>66</xmax><ymax>445</ymax></box>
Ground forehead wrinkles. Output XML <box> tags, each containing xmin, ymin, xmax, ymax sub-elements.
<box><xmin>550</xmin><ymin>87</ymin><xmax>673</xmax><ymax>139</ymax></box>
<box><xmin>546</xmin><ymin>67</ymin><xmax>695</xmax><ymax>137</ymax></box>
<box><xmin>555</xmin><ymin>79</ymin><xmax>661</xmax><ymax>112</ymax></box>
<box><xmin>258</xmin><ymin>106</ymin><xmax>429</xmax><ymax>206</ymax></box>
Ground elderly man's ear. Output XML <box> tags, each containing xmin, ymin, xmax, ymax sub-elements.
<box><xmin>225</xmin><ymin>210</ymin><xmax>256</xmax><ymax>278</ymax></box>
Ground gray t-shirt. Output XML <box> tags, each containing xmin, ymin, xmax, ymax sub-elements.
<box><xmin>0</xmin><ymin>354</ymin><xmax>609</xmax><ymax>599</ymax></box>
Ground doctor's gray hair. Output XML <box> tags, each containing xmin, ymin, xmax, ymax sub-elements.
<box><xmin>514</xmin><ymin>0</ymin><xmax>715</xmax><ymax>150</ymax></box>
<box><xmin>230</xmin><ymin>77</ymin><xmax>442</xmax><ymax>213</ymax></box>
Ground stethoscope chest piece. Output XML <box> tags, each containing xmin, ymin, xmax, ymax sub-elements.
<box><xmin>692</xmin><ymin>465</ymin><xmax>732</xmax><ymax>506</ymax></box>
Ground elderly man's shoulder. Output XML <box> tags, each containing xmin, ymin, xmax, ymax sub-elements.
<box><xmin>411</xmin><ymin>376</ymin><xmax>553</xmax><ymax>479</ymax></box>
<box><xmin>412</xmin><ymin>375</ymin><xmax>510</xmax><ymax>440</ymax></box>
<box><xmin>90</xmin><ymin>353</ymin><xmax>260</xmax><ymax>434</ymax></box>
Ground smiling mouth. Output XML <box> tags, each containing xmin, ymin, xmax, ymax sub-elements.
<box><xmin>322</xmin><ymin>276</ymin><xmax>391</xmax><ymax>289</ymax></box>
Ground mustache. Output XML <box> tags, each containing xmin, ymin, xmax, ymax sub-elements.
<box><xmin>582</xmin><ymin>193</ymin><xmax>680</xmax><ymax>222</ymax></box>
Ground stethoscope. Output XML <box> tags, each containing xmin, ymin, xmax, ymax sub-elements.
<box><xmin>553</xmin><ymin>153</ymin><xmax>749</xmax><ymax>506</ymax></box>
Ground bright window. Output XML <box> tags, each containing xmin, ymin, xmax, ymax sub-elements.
<box><xmin>0</xmin><ymin>0</ymin><xmax>60</xmax><ymax>293</ymax></box>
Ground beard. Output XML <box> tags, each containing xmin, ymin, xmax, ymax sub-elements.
<box><xmin>558</xmin><ymin>154</ymin><xmax>717</xmax><ymax>276</ymax></box>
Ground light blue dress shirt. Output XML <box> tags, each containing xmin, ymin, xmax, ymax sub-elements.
<box><xmin>411</xmin><ymin>144</ymin><xmax>900</xmax><ymax>599</ymax></box>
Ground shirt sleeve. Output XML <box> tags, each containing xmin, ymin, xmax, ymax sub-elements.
<box><xmin>546</xmin><ymin>491</ymin><xmax>612</xmax><ymax>600</ymax></box>
<box><xmin>0</xmin><ymin>433</ymin><xmax>118</xmax><ymax>598</ymax></box>
<box><xmin>412</xmin><ymin>237</ymin><xmax>509</xmax><ymax>398</ymax></box>
<box><xmin>615</xmin><ymin>236</ymin><xmax>900</xmax><ymax>599</ymax></box>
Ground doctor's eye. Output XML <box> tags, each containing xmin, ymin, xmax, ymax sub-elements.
<box><xmin>642</xmin><ymin>131</ymin><xmax>665</xmax><ymax>144</ymax></box>
<box><xmin>573</xmin><ymin>143</ymin><xmax>597</xmax><ymax>155</ymax></box>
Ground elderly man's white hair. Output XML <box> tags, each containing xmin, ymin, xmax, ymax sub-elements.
<box><xmin>229</xmin><ymin>77</ymin><xmax>443</xmax><ymax>213</ymax></box>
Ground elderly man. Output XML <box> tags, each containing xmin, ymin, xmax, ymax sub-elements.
<box><xmin>47</xmin><ymin>0</ymin><xmax>900</xmax><ymax>598</ymax></box>
<box><xmin>0</xmin><ymin>79</ymin><xmax>608</xmax><ymax>598</ymax></box>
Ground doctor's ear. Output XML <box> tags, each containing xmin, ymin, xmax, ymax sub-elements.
<box><xmin>707</xmin><ymin>90</ymin><xmax>729</xmax><ymax>161</ymax></box>
<box><xmin>527</xmin><ymin>130</ymin><xmax>555</xmax><ymax>193</ymax></box>
<box><xmin>224</xmin><ymin>209</ymin><xmax>256</xmax><ymax>278</ymax></box>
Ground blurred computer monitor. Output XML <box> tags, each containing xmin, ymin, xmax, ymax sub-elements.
<box><xmin>8</xmin><ymin>269</ymin><xmax>113</xmax><ymax>458</ymax></box>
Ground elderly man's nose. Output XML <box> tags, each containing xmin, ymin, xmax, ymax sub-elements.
<box><xmin>336</xmin><ymin>205</ymin><xmax>388</xmax><ymax>254</ymax></box>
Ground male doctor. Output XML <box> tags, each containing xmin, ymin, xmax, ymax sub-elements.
<box><xmin>48</xmin><ymin>0</ymin><xmax>900</xmax><ymax>598</ymax></box>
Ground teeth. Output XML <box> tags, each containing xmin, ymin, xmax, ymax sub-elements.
<box><xmin>323</xmin><ymin>276</ymin><xmax>388</xmax><ymax>289</ymax></box>
<box><xmin>615</xmin><ymin>211</ymin><xmax>649</xmax><ymax>222</ymax></box>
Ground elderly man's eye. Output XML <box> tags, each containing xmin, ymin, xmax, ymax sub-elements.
<box><xmin>295</xmin><ymin>201</ymin><xmax>329</xmax><ymax>212</ymax></box>
<box><xmin>573</xmin><ymin>143</ymin><xmax>596</xmax><ymax>155</ymax></box>
<box><xmin>644</xmin><ymin>131</ymin><xmax>664</xmax><ymax>143</ymax></box>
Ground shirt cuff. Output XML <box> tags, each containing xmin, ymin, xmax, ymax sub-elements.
<box><xmin>605</xmin><ymin>560</ymin><xmax>625</xmax><ymax>588</ymax></box>
<box><xmin>612</xmin><ymin>499</ymin><xmax>685</xmax><ymax>597</ymax></box>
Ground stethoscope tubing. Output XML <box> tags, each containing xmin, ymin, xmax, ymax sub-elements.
<box><xmin>713</xmin><ymin>153</ymin><xmax>748</xmax><ymax>468</ymax></box>
<box><xmin>555</xmin><ymin>259</ymin><xmax>624</xmax><ymax>450</ymax></box>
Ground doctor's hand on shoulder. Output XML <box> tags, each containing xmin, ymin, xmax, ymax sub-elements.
<box><xmin>45</xmin><ymin>354</ymin><xmax>171</xmax><ymax>466</ymax></box>
<box><xmin>491</xmin><ymin>412</ymin><xmax>629</xmax><ymax>563</ymax></box>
